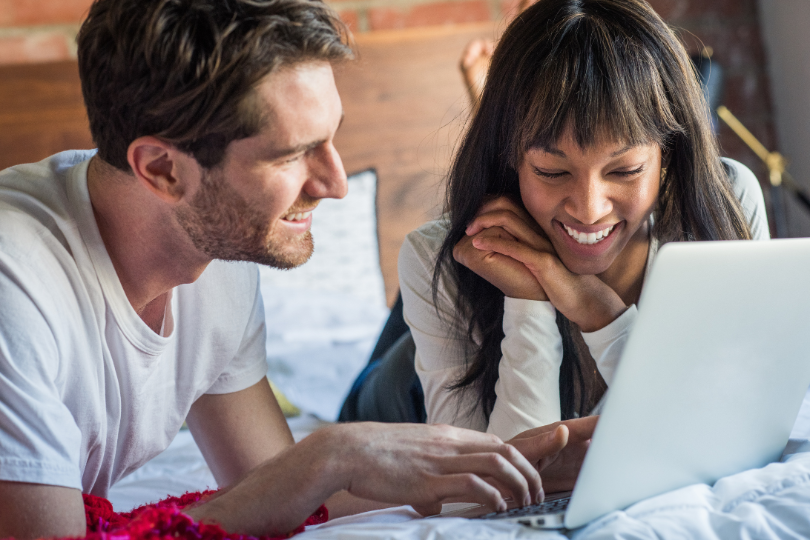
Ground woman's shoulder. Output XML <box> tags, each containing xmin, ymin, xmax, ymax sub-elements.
<box><xmin>400</xmin><ymin>217</ymin><xmax>452</xmax><ymax>268</ymax></box>
<box><xmin>721</xmin><ymin>158</ymin><xmax>770</xmax><ymax>240</ymax></box>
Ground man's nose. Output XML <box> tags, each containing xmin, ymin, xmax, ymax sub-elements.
<box><xmin>565</xmin><ymin>176</ymin><xmax>612</xmax><ymax>225</ymax></box>
<box><xmin>305</xmin><ymin>142</ymin><xmax>348</xmax><ymax>200</ymax></box>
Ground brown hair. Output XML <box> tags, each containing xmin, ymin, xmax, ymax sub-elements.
<box><xmin>77</xmin><ymin>0</ymin><xmax>352</xmax><ymax>171</ymax></box>
<box><xmin>436</xmin><ymin>0</ymin><xmax>752</xmax><ymax>421</ymax></box>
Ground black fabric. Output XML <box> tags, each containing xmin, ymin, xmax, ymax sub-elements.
<box><xmin>339</xmin><ymin>293</ymin><xmax>426</xmax><ymax>423</ymax></box>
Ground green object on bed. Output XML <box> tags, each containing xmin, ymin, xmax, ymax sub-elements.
<box><xmin>269</xmin><ymin>377</ymin><xmax>301</xmax><ymax>418</ymax></box>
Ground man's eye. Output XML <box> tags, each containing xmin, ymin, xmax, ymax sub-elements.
<box><xmin>285</xmin><ymin>154</ymin><xmax>303</xmax><ymax>164</ymax></box>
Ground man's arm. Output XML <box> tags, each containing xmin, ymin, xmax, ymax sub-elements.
<box><xmin>185</xmin><ymin>378</ymin><xmax>294</xmax><ymax>486</ymax></box>
<box><xmin>186</xmin><ymin>421</ymin><xmax>546</xmax><ymax>536</ymax></box>
<box><xmin>0</xmin><ymin>482</ymin><xmax>86</xmax><ymax>539</ymax></box>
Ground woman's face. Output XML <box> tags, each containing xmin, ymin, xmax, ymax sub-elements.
<box><xmin>517</xmin><ymin>129</ymin><xmax>663</xmax><ymax>277</ymax></box>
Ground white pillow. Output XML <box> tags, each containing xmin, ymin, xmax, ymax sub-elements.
<box><xmin>260</xmin><ymin>169</ymin><xmax>390</xmax><ymax>421</ymax></box>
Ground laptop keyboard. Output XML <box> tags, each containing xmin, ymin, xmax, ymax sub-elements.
<box><xmin>476</xmin><ymin>495</ymin><xmax>571</xmax><ymax>520</ymax></box>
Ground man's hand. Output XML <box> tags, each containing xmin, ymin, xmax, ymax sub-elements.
<box><xmin>188</xmin><ymin>421</ymin><xmax>544</xmax><ymax>536</ymax></box>
<box><xmin>507</xmin><ymin>416</ymin><xmax>598</xmax><ymax>494</ymax></box>
<box><xmin>460</xmin><ymin>196</ymin><xmax>627</xmax><ymax>332</ymax></box>
<box><xmin>327</xmin><ymin>422</ymin><xmax>543</xmax><ymax>516</ymax></box>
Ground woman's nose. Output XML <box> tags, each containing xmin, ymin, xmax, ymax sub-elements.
<box><xmin>564</xmin><ymin>176</ymin><xmax>612</xmax><ymax>225</ymax></box>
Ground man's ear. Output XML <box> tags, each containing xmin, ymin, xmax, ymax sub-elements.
<box><xmin>127</xmin><ymin>136</ymin><xmax>198</xmax><ymax>204</ymax></box>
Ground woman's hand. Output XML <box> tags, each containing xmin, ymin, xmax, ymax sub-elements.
<box><xmin>458</xmin><ymin>196</ymin><xmax>627</xmax><ymax>332</ymax></box>
<box><xmin>507</xmin><ymin>416</ymin><xmax>597</xmax><ymax>494</ymax></box>
<box><xmin>453</xmin><ymin>197</ymin><xmax>550</xmax><ymax>301</ymax></box>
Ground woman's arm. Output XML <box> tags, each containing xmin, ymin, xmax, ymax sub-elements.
<box><xmin>399</xmin><ymin>219</ymin><xmax>567</xmax><ymax>440</ymax></box>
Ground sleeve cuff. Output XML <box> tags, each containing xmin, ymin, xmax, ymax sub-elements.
<box><xmin>581</xmin><ymin>304</ymin><xmax>637</xmax><ymax>348</ymax></box>
<box><xmin>503</xmin><ymin>296</ymin><xmax>556</xmax><ymax>318</ymax></box>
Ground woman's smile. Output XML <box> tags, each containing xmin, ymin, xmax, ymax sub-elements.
<box><xmin>518</xmin><ymin>131</ymin><xmax>662</xmax><ymax>278</ymax></box>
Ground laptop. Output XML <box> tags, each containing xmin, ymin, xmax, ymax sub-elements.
<box><xmin>436</xmin><ymin>238</ymin><xmax>810</xmax><ymax>530</ymax></box>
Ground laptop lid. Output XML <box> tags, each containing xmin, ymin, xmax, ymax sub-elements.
<box><xmin>565</xmin><ymin>238</ymin><xmax>810</xmax><ymax>528</ymax></box>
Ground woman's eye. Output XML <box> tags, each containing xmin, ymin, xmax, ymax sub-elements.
<box><xmin>533</xmin><ymin>167</ymin><xmax>567</xmax><ymax>179</ymax></box>
<box><xmin>612</xmin><ymin>166</ymin><xmax>645</xmax><ymax>177</ymax></box>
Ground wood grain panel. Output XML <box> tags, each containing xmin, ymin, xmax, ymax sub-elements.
<box><xmin>0</xmin><ymin>61</ymin><xmax>94</xmax><ymax>169</ymax></box>
<box><xmin>335</xmin><ymin>23</ymin><xmax>494</xmax><ymax>303</ymax></box>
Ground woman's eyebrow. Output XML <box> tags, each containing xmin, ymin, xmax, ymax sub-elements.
<box><xmin>610</xmin><ymin>145</ymin><xmax>634</xmax><ymax>157</ymax></box>
<box><xmin>535</xmin><ymin>143</ymin><xmax>635</xmax><ymax>158</ymax></box>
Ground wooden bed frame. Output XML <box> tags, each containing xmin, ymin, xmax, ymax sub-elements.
<box><xmin>0</xmin><ymin>23</ymin><xmax>495</xmax><ymax>305</ymax></box>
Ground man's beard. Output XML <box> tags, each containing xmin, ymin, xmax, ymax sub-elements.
<box><xmin>175</xmin><ymin>169</ymin><xmax>314</xmax><ymax>269</ymax></box>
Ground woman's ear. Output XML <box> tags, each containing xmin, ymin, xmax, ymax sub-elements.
<box><xmin>127</xmin><ymin>137</ymin><xmax>198</xmax><ymax>203</ymax></box>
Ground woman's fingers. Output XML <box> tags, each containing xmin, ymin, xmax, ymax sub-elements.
<box><xmin>508</xmin><ymin>425</ymin><xmax>568</xmax><ymax>472</ymax></box>
<box><xmin>454</xmin><ymin>228</ymin><xmax>547</xmax><ymax>301</ymax></box>
<box><xmin>472</xmin><ymin>232</ymin><xmax>566</xmax><ymax>283</ymax></box>
<box><xmin>466</xmin><ymin>209</ymin><xmax>551</xmax><ymax>251</ymax></box>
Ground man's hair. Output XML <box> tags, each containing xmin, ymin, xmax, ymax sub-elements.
<box><xmin>77</xmin><ymin>0</ymin><xmax>352</xmax><ymax>171</ymax></box>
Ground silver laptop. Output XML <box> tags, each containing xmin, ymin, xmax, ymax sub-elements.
<box><xmin>437</xmin><ymin>238</ymin><xmax>810</xmax><ymax>530</ymax></box>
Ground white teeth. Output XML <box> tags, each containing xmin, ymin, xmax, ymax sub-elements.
<box><xmin>564</xmin><ymin>224</ymin><xmax>615</xmax><ymax>245</ymax></box>
<box><xmin>283</xmin><ymin>211</ymin><xmax>312</xmax><ymax>222</ymax></box>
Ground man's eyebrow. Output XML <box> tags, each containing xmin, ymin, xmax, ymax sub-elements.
<box><xmin>265</xmin><ymin>111</ymin><xmax>345</xmax><ymax>161</ymax></box>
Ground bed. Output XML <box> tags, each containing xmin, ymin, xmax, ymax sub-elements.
<box><xmin>3</xmin><ymin>23</ymin><xmax>810</xmax><ymax>540</ymax></box>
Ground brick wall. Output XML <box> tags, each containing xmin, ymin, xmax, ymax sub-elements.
<box><xmin>0</xmin><ymin>0</ymin><xmax>775</xmax><ymax>191</ymax></box>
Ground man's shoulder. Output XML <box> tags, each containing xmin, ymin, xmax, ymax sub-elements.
<box><xmin>0</xmin><ymin>150</ymin><xmax>96</xmax><ymax>249</ymax></box>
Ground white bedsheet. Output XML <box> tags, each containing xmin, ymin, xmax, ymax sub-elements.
<box><xmin>108</xmin><ymin>389</ymin><xmax>810</xmax><ymax>539</ymax></box>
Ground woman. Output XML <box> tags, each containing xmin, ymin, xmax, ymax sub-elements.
<box><xmin>398</xmin><ymin>0</ymin><xmax>769</xmax><ymax>442</ymax></box>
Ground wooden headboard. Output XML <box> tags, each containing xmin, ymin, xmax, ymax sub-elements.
<box><xmin>0</xmin><ymin>23</ymin><xmax>495</xmax><ymax>305</ymax></box>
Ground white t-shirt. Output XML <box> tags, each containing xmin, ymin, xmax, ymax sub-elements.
<box><xmin>0</xmin><ymin>151</ymin><xmax>269</xmax><ymax>496</ymax></box>
<box><xmin>399</xmin><ymin>159</ymin><xmax>770</xmax><ymax>441</ymax></box>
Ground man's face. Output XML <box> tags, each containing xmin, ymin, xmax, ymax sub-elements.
<box><xmin>176</xmin><ymin>61</ymin><xmax>347</xmax><ymax>269</ymax></box>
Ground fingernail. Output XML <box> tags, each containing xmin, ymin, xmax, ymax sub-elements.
<box><xmin>523</xmin><ymin>493</ymin><xmax>531</xmax><ymax>507</ymax></box>
<box><xmin>497</xmin><ymin>501</ymin><xmax>508</xmax><ymax>513</ymax></box>
<box><xmin>536</xmin><ymin>489</ymin><xmax>545</xmax><ymax>504</ymax></box>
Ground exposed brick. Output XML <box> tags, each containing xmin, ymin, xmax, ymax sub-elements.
<box><xmin>0</xmin><ymin>33</ymin><xmax>71</xmax><ymax>65</ymax></box>
<box><xmin>721</xmin><ymin>72</ymin><xmax>773</xmax><ymax>120</ymax></box>
<box><xmin>646</xmin><ymin>0</ymin><xmax>690</xmax><ymax>21</ymax></box>
<box><xmin>499</xmin><ymin>0</ymin><xmax>523</xmax><ymax>21</ymax></box>
<box><xmin>369</xmin><ymin>1</ymin><xmax>491</xmax><ymax>31</ymax></box>
<box><xmin>0</xmin><ymin>0</ymin><xmax>93</xmax><ymax>27</ymax></box>
<box><xmin>338</xmin><ymin>9</ymin><xmax>359</xmax><ymax>32</ymax></box>
<box><xmin>648</xmin><ymin>0</ymin><xmax>746</xmax><ymax>22</ymax></box>
<box><xmin>678</xmin><ymin>23</ymin><xmax>765</xmax><ymax>72</ymax></box>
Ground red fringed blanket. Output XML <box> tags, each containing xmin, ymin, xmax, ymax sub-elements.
<box><xmin>81</xmin><ymin>491</ymin><xmax>328</xmax><ymax>540</ymax></box>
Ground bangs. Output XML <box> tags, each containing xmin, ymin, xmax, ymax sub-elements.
<box><xmin>515</xmin><ymin>14</ymin><xmax>684</xmax><ymax>160</ymax></box>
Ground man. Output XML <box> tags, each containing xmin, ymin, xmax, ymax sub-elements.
<box><xmin>0</xmin><ymin>0</ymin><xmax>594</xmax><ymax>538</ymax></box>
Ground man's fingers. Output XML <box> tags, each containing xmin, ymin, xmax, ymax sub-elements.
<box><xmin>426</xmin><ymin>473</ymin><xmax>507</xmax><ymax>513</ymax></box>
<box><xmin>435</xmin><ymin>451</ymin><xmax>540</xmax><ymax>507</ymax></box>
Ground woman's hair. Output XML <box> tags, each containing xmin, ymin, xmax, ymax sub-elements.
<box><xmin>77</xmin><ymin>0</ymin><xmax>352</xmax><ymax>172</ymax></box>
<box><xmin>434</xmin><ymin>0</ymin><xmax>752</xmax><ymax>421</ymax></box>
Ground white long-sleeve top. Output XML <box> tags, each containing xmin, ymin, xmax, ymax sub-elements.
<box><xmin>399</xmin><ymin>159</ymin><xmax>770</xmax><ymax>441</ymax></box>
